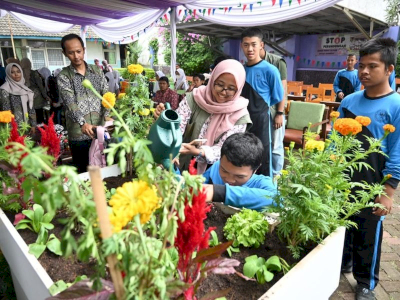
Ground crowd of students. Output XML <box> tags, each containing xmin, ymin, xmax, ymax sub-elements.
<box><xmin>0</xmin><ymin>30</ymin><xmax>399</xmax><ymax>300</ymax></box>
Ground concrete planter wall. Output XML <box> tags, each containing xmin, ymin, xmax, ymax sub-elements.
<box><xmin>0</xmin><ymin>164</ymin><xmax>122</xmax><ymax>300</ymax></box>
<box><xmin>260</xmin><ymin>226</ymin><xmax>346</xmax><ymax>300</ymax></box>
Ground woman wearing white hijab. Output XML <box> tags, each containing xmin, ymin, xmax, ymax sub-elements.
<box><xmin>0</xmin><ymin>63</ymin><xmax>36</xmax><ymax>126</ymax></box>
<box><xmin>153</xmin><ymin>70</ymin><xmax>165</xmax><ymax>94</ymax></box>
<box><xmin>38</xmin><ymin>67</ymin><xmax>52</xmax><ymax>94</ymax></box>
<box><xmin>174</xmin><ymin>68</ymin><xmax>189</xmax><ymax>91</ymax></box>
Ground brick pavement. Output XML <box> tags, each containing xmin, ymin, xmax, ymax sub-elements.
<box><xmin>330</xmin><ymin>189</ymin><xmax>400</xmax><ymax>300</ymax></box>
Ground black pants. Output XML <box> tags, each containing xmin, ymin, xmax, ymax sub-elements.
<box><xmin>342</xmin><ymin>214</ymin><xmax>384</xmax><ymax>290</ymax></box>
<box><xmin>69</xmin><ymin>139</ymin><xmax>92</xmax><ymax>173</ymax></box>
<box><xmin>35</xmin><ymin>108</ymin><xmax>45</xmax><ymax>124</ymax></box>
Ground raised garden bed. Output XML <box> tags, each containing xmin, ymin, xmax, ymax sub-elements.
<box><xmin>0</xmin><ymin>167</ymin><xmax>345</xmax><ymax>300</ymax></box>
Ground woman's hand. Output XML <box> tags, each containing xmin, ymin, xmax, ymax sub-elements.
<box><xmin>179</xmin><ymin>143</ymin><xmax>200</xmax><ymax>156</ymax></box>
<box><xmin>153</xmin><ymin>103</ymin><xmax>165</xmax><ymax>119</ymax></box>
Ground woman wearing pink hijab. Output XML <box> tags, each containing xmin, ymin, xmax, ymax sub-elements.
<box><xmin>154</xmin><ymin>59</ymin><xmax>252</xmax><ymax>173</ymax></box>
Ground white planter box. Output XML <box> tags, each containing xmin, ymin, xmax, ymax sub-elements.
<box><xmin>260</xmin><ymin>226</ymin><xmax>346</xmax><ymax>300</ymax></box>
<box><xmin>0</xmin><ymin>164</ymin><xmax>122</xmax><ymax>300</ymax></box>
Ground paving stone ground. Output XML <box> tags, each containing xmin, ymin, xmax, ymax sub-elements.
<box><xmin>330</xmin><ymin>189</ymin><xmax>400</xmax><ymax>300</ymax></box>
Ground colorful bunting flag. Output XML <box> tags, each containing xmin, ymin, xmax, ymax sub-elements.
<box><xmin>212</xmin><ymin>8</ymin><xmax>216</xmax><ymax>15</ymax></box>
<box><xmin>279</xmin><ymin>0</ymin><xmax>283</xmax><ymax>7</ymax></box>
<box><xmin>243</xmin><ymin>4</ymin><xmax>247</xmax><ymax>11</ymax></box>
<box><xmin>208</xmin><ymin>8</ymin><xmax>211</xmax><ymax>15</ymax></box>
<box><xmin>178</xmin><ymin>9</ymin><xmax>182</xmax><ymax>16</ymax></box>
<box><xmin>224</xmin><ymin>7</ymin><xmax>228</xmax><ymax>13</ymax></box>
<box><xmin>296</xmin><ymin>56</ymin><xmax>300</xmax><ymax>62</ymax></box>
<box><xmin>311</xmin><ymin>60</ymin><xmax>315</xmax><ymax>65</ymax></box>
<box><xmin>250</xmin><ymin>3</ymin><xmax>253</xmax><ymax>11</ymax></box>
<box><xmin>307</xmin><ymin>59</ymin><xmax>311</xmax><ymax>65</ymax></box>
<box><xmin>326</xmin><ymin>62</ymin><xmax>331</xmax><ymax>67</ymax></box>
<box><xmin>229</xmin><ymin>7</ymin><xmax>232</xmax><ymax>12</ymax></box>
<box><xmin>193</xmin><ymin>9</ymin><xmax>196</xmax><ymax>17</ymax></box>
<box><xmin>338</xmin><ymin>62</ymin><xmax>341</xmax><ymax>67</ymax></box>
<box><xmin>272</xmin><ymin>0</ymin><xmax>276</xmax><ymax>6</ymax></box>
<box><xmin>289</xmin><ymin>0</ymin><xmax>292</xmax><ymax>5</ymax></box>
<box><xmin>332</xmin><ymin>62</ymin><xmax>336</xmax><ymax>67</ymax></box>
<box><xmin>321</xmin><ymin>62</ymin><xmax>325</xmax><ymax>67</ymax></box>
<box><xmin>317</xmin><ymin>61</ymin><xmax>320</xmax><ymax>66</ymax></box>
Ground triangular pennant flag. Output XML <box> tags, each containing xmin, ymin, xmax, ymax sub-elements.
<box><xmin>321</xmin><ymin>62</ymin><xmax>325</xmax><ymax>67</ymax></box>
<box><xmin>250</xmin><ymin>3</ymin><xmax>253</xmax><ymax>11</ymax></box>
<box><xmin>131</xmin><ymin>35</ymin><xmax>134</xmax><ymax>40</ymax></box>
<box><xmin>224</xmin><ymin>7</ymin><xmax>228</xmax><ymax>13</ymax></box>
<box><xmin>307</xmin><ymin>59</ymin><xmax>311</xmax><ymax>65</ymax></box>
<box><xmin>332</xmin><ymin>62</ymin><xmax>336</xmax><ymax>67</ymax></box>
<box><xmin>298</xmin><ymin>0</ymin><xmax>301</xmax><ymax>3</ymax></box>
<box><xmin>279</xmin><ymin>0</ymin><xmax>283</xmax><ymax>7</ymax></box>
<box><xmin>184</xmin><ymin>10</ymin><xmax>187</xmax><ymax>16</ymax></box>
<box><xmin>311</xmin><ymin>60</ymin><xmax>315</xmax><ymax>65</ymax></box>
<box><xmin>212</xmin><ymin>8</ymin><xmax>216</xmax><ymax>15</ymax></box>
<box><xmin>193</xmin><ymin>9</ymin><xmax>196</xmax><ymax>18</ymax></box>
<box><xmin>326</xmin><ymin>62</ymin><xmax>331</xmax><ymax>67</ymax></box>
<box><xmin>178</xmin><ymin>9</ymin><xmax>182</xmax><ymax>16</ymax></box>
<box><xmin>343</xmin><ymin>61</ymin><xmax>347</xmax><ymax>66</ymax></box>
<box><xmin>289</xmin><ymin>0</ymin><xmax>292</xmax><ymax>5</ymax></box>
<box><xmin>203</xmin><ymin>9</ymin><xmax>206</xmax><ymax>16</ymax></box>
<box><xmin>144</xmin><ymin>28</ymin><xmax>146</xmax><ymax>33</ymax></box>
<box><xmin>303</xmin><ymin>58</ymin><xmax>306</xmax><ymax>63</ymax></box>
<box><xmin>338</xmin><ymin>62</ymin><xmax>341</xmax><ymax>67</ymax></box>
<box><xmin>272</xmin><ymin>0</ymin><xmax>276</xmax><ymax>6</ymax></box>
<box><xmin>238</xmin><ymin>3</ymin><xmax>242</xmax><ymax>7</ymax></box>
<box><xmin>229</xmin><ymin>7</ymin><xmax>232</xmax><ymax>12</ymax></box>
<box><xmin>296</xmin><ymin>56</ymin><xmax>300</xmax><ymax>62</ymax></box>
<box><xmin>189</xmin><ymin>9</ymin><xmax>192</xmax><ymax>15</ymax></box>
<box><xmin>257</xmin><ymin>1</ymin><xmax>262</xmax><ymax>5</ymax></box>
<box><xmin>208</xmin><ymin>8</ymin><xmax>211</xmax><ymax>15</ymax></box>
<box><xmin>243</xmin><ymin>4</ymin><xmax>247</xmax><ymax>11</ymax></box>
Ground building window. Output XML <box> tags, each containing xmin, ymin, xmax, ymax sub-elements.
<box><xmin>0</xmin><ymin>39</ymin><xmax>27</xmax><ymax>65</ymax></box>
<box><xmin>47</xmin><ymin>49</ymin><xmax>64</xmax><ymax>66</ymax></box>
<box><xmin>102</xmin><ymin>43</ymin><xmax>116</xmax><ymax>65</ymax></box>
<box><xmin>31</xmin><ymin>49</ymin><xmax>46</xmax><ymax>69</ymax></box>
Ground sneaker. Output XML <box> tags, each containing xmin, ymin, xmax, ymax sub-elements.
<box><xmin>355</xmin><ymin>286</ymin><xmax>375</xmax><ymax>300</ymax></box>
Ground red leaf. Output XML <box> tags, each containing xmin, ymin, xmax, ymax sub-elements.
<box><xmin>205</xmin><ymin>258</ymin><xmax>240</xmax><ymax>274</ymax></box>
<box><xmin>13</xmin><ymin>213</ymin><xmax>26</xmax><ymax>225</ymax></box>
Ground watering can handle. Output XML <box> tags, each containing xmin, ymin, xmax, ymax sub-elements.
<box><xmin>170</xmin><ymin>121</ymin><xmax>177</xmax><ymax>145</ymax></box>
<box><xmin>165</xmin><ymin>102</ymin><xmax>171</xmax><ymax>110</ymax></box>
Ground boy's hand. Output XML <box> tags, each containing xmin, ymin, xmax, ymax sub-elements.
<box><xmin>373</xmin><ymin>194</ymin><xmax>393</xmax><ymax>216</ymax></box>
<box><xmin>203</xmin><ymin>184</ymin><xmax>214</xmax><ymax>202</ymax></box>
<box><xmin>338</xmin><ymin>92</ymin><xmax>344</xmax><ymax>100</ymax></box>
<box><xmin>153</xmin><ymin>103</ymin><xmax>165</xmax><ymax>119</ymax></box>
<box><xmin>274</xmin><ymin>114</ymin><xmax>284</xmax><ymax>129</ymax></box>
<box><xmin>179</xmin><ymin>143</ymin><xmax>200</xmax><ymax>156</ymax></box>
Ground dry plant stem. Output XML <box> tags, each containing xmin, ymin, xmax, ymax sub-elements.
<box><xmin>89</xmin><ymin>166</ymin><xmax>125</xmax><ymax>300</ymax></box>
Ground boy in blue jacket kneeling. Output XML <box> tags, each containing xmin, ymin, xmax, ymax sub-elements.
<box><xmin>202</xmin><ymin>132</ymin><xmax>278</xmax><ymax>211</ymax></box>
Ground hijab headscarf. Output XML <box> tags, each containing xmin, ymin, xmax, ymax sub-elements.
<box><xmin>175</xmin><ymin>68</ymin><xmax>189</xmax><ymax>91</ymax></box>
<box><xmin>102</xmin><ymin>60</ymin><xmax>113</xmax><ymax>73</ymax></box>
<box><xmin>20</xmin><ymin>58</ymin><xmax>32</xmax><ymax>87</ymax></box>
<box><xmin>1</xmin><ymin>63</ymin><xmax>34</xmax><ymax>121</ymax></box>
<box><xmin>192</xmin><ymin>59</ymin><xmax>249</xmax><ymax>173</ymax></box>
<box><xmin>153</xmin><ymin>70</ymin><xmax>165</xmax><ymax>93</ymax></box>
<box><xmin>38</xmin><ymin>67</ymin><xmax>51</xmax><ymax>93</ymax></box>
<box><xmin>105</xmin><ymin>71</ymin><xmax>118</xmax><ymax>94</ymax></box>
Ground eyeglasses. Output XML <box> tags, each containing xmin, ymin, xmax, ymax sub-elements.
<box><xmin>213</xmin><ymin>82</ymin><xmax>237</xmax><ymax>96</ymax></box>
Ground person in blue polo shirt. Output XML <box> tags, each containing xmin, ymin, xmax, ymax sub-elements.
<box><xmin>202</xmin><ymin>132</ymin><xmax>278</xmax><ymax>211</ymax></box>
<box><xmin>334</xmin><ymin>53</ymin><xmax>362</xmax><ymax>102</ymax></box>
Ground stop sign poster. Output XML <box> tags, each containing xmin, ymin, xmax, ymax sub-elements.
<box><xmin>317</xmin><ymin>34</ymin><xmax>367</xmax><ymax>56</ymax></box>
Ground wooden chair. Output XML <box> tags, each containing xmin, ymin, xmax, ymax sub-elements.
<box><xmin>287</xmin><ymin>85</ymin><xmax>303</xmax><ymax>96</ymax></box>
<box><xmin>287</xmin><ymin>81</ymin><xmax>303</xmax><ymax>86</ymax></box>
<box><xmin>284</xmin><ymin>101</ymin><xmax>329</xmax><ymax>149</ymax></box>
<box><xmin>319</xmin><ymin>83</ymin><xmax>335</xmax><ymax>101</ymax></box>
<box><xmin>320</xmin><ymin>101</ymin><xmax>340</xmax><ymax>134</ymax></box>
<box><xmin>286</xmin><ymin>95</ymin><xmax>306</xmax><ymax>114</ymax></box>
<box><xmin>305</xmin><ymin>87</ymin><xmax>326</xmax><ymax>102</ymax></box>
<box><xmin>301</xmin><ymin>84</ymin><xmax>313</xmax><ymax>95</ymax></box>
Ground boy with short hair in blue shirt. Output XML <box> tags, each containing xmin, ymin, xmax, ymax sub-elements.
<box><xmin>240</xmin><ymin>27</ymin><xmax>284</xmax><ymax>177</ymax></box>
<box><xmin>339</xmin><ymin>38</ymin><xmax>400</xmax><ymax>300</ymax></box>
<box><xmin>333</xmin><ymin>53</ymin><xmax>361</xmax><ymax>102</ymax></box>
<box><xmin>203</xmin><ymin>132</ymin><xmax>277</xmax><ymax>211</ymax></box>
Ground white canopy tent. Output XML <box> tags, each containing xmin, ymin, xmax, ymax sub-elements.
<box><xmin>0</xmin><ymin>0</ymin><xmax>345</xmax><ymax>76</ymax></box>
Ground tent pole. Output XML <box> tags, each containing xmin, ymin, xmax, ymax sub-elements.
<box><xmin>7</xmin><ymin>14</ymin><xmax>16</xmax><ymax>59</ymax></box>
<box><xmin>80</xmin><ymin>25</ymin><xmax>88</xmax><ymax>61</ymax></box>
<box><xmin>170</xmin><ymin>7</ymin><xmax>177</xmax><ymax>81</ymax></box>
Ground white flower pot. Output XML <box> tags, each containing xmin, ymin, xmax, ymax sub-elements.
<box><xmin>259</xmin><ymin>226</ymin><xmax>346</xmax><ymax>300</ymax></box>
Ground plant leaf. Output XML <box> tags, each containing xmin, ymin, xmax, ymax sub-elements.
<box><xmin>47</xmin><ymin>234</ymin><xmax>62</xmax><ymax>256</ymax></box>
<box><xmin>199</xmin><ymin>288</ymin><xmax>231</xmax><ymax>300</ymax></box>
<box><xmin>29</xmin><ymin>243</ymin><xmax>46</xmax><ymax>259</ymax></box>
<box><xmin>265</xmin><ymin>255</ymin><xmax>282</xmax><ymax>272</ymax></box>
<box><xmin>33</xmin><ymin>204</ymin><xmax>45</xmax><ymax>233</ymax></box>
<box><xmin>206</xmin><ymin>258</ymin><xmax>240</xmax><ymax>274</ymax></box>
<box><xmin>193</xmin><ymin>241</ymin><xmax>233</xmax><ymax>264</ymax></box>
<box><xmin>46</xmin><ymin>279</ymin><xmax>114</xmax><ymax>300</ymax></box>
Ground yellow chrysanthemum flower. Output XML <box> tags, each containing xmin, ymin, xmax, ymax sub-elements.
<box><xmin>305</xmin><ymin>140</ymin><xmax>325</xmax><ymax>152</ymax></box>
<box><xmin>330</xmin><ymin>111</ymin><xmax>340</xmax><ymax>120</ymax></box>
<box><xmin>333</xmin><ymin>118</ymin><xmax>362</xmax><ymax>136</ymax></box>
<box><xmin>127</xmin><ymin>64</ymin><xmax>144</xmax><ymax>75</ymax></box>
<box><xmin>102</xmin><ymin>92</ymin><xmax>116</xmax><ymax>109</ymax></box>
<box><xmin>383</xmin><ymin>124</ymin><xmax>395</xmax><ymax>133</ymax></box>
<box><xmin>117</xmin><ymin>93</ymin><xmax>126</xmax><ymax>100</ymax></box>
<box><xmin>0</xmin><ymin>111</ymin><xmax>14</xmax><ymax>123</ymax></box>
<box><xmin>138</xmin><ymin>108</ymin><xmax>150</xmax><ymax>116</ymax></box>
<box><xmin>281</xmin><ymin>170</ymin><xmax>288</xmax><ymax>176</ymax></box>
<box><xmin>109</xmin><ymin>180</ymin><xmax>160</xmax><ymax>233</ymax></box>
<box><xmin>355</xmin><ymin>116</ymin><xmax>371</xmax><ymax>127</ymax></box>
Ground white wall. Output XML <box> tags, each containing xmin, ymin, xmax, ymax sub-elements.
<box><xmin>337</xmin><ymin>0</ymin><xmax>387</xmax><ymax>23</ymax></box>
<box><xmin>85</xmin><ymin>41</ymin><xmax>121</xmax><ymax>67</ymax></box>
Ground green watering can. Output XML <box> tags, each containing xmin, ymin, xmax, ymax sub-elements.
<box><xmin>148</xmin><ymin>103</ymin><xmax>182</xmax><ymax>169</ymax></box>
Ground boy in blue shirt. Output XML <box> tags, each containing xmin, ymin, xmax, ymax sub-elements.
<box><xmin>240</xmin><ymin>27</ymin><xmax>284</xmax><ymax>177</ymax></box>
<box><xmin>339</xmin><ymin>38</ymin><xmax>400</xmax><ymax>300</ymax></box>
<box><xmin>334</xmin><ymin>53</ymin><xmax>361</xmax><ymax>102</ymax></box>
<box><xmin>203</xmin><ymin>132</ymin><xmax>277</xmax><ymax>211</ymax></box>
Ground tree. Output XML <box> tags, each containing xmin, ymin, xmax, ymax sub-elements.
<box><xmin>126</xmin><ymin>41</ymin><xmax>143</xmax><ymax>65</ymax></box>
<box><xmin>385</xmin><ymin>0</ymin><xmax>400</xmax><ymax>24</ymax></box>
<box><xmin>162</xmin><ymin>30</ymin><xmax>222</xmax><ymax>75</ymax></box>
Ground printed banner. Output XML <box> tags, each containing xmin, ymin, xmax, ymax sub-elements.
<box><xmin>317</xmin><ymin>34</ymin><xmax>368</xmax><ymax>56</ymax></box>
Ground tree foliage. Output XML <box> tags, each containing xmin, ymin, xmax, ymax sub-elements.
<box><xmin>163</xmin><ymin>30</ymin><xmax>222</xmax><ymax>75</ymax></box>
<box><xmin>385</xmin><ymin>0</ymin><xmax>400</xmax><ymax>24</ymax></box>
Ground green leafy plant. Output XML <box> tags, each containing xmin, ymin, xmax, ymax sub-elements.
<box><xmin>269</xmin><ymin>117</ymin><xmax>392</xmax><ymax>258</ymax></box>
<box><xmin>209</xmin><ymin>230</ymin><xmax>240</xmax><ymax>257</ymax></box>
<box><xmin>15</xmin><ymin>204</ymin><xmax>62</xmax><ymax>258</ymax></box>
<box><xmin>126</xmin><ymin>41</ymin><xmax>143</xmax><ymax>65</ymax></box>
<box><xmin>243</xmin><ymin>255</ymin><xmax>286</xmax><ymax>284</ymax></box>
<box><xmin>49</xmin><ymin>275</ymin><xmax>88</xmax><ymax>296</ymax></box>
<box><xmin>223</xmin><ymin>209</ymin><xmax>269</xmax><ymax>248</ymax></box>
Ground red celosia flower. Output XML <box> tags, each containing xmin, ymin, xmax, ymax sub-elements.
<box><xmin>175</xmin><ymin>186</ymin><xmax>215</xmax><ymax>299</ymax></box>
<box><xmin>6</xmin><ymin>118</ymin><xmax>27</xmax><ymax>171</ymax></box>
<box><xmin>38</xmin><ymin>114</ymin><xmax>61</xmax><ymax>164</ymax></box>
<box><xmin>188</xmin><ymin>158</ymin><xmax>197</xmax><ymax>175</ymax></box>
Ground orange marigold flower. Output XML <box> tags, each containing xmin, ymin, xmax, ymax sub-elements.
<box><xmin>333</xmin><ymin>118</ymin><xmax>362</xmax><ymax>136</ymax></box>
<box><xmin>383</xmin><ymin>124</ymin><xmax>395</xmax><ymax>133</ymax></box>
<box><xmin>0</xmin><ymin>111</ymin><xmax>15</xmax><ymax>123</ymax></box>
<box><xmin>330</xmin><ymin>111</ymin><xmax>340</xmax><ymax>119</ymax></box>
<box><xmin>355</xmin><ymin>116</ymin><xmax>371</xmax><ymax>126</ymax></box>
